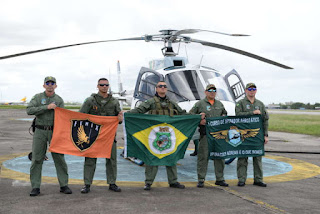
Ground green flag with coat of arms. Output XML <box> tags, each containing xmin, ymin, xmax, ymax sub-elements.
<box><xmin>124</xmin><ymin>113</ymin><xmax>201</xmax><ymax>166</ymax></box>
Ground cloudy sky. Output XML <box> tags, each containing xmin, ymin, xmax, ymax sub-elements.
<box><xmin>0</xmin><ymin>0</ymin><xmax>319</xmax><ymax>105</ymax></box>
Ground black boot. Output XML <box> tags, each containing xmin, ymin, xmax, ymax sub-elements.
<box><xmin>81</xmin><ymin>185</ymin><xmax>91</xmax><ymax>193</ymax></box>
<box><xmin>169</xmin><ymin>182</ymin><xmax>185</xmax><ymax>189</ymax></box>
<box><xmin>109</xmin><ymin>184</ymin><xmax>121</xmax><ymax>192</ymax></box>
<box><xmin>190</xmin><ymin>151</ymin><xmax>197</xmax><ymax>156</ymax></box>
<box><xmin>144</xmin><ymin>183</ymin><xmax>151</xmax><ymax>191</ymax></box>
<box><xmin>30</xmin><ymin>188</ymin><xmax>40</xmax><ymax>196</ymax></box>
<box><xmin>60</xmin><ymin>186</ymin><xmax>72</xmax><ymax>194</ymax></box>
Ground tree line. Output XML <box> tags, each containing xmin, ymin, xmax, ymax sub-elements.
<box><xmin>280</xmin><ymin>102</ymin><xmax>320</xmax><ymax>110</ymax></box>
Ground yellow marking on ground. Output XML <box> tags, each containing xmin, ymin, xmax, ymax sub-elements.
<box><xmin>206</xmin><ymin>182</ymin><xmax>288</xmax><ymax>214</ymax></box>
<box><xmin>1</xmin><ymin>151</ymin><xmax>320</xmax><ymax>187</ymax></box>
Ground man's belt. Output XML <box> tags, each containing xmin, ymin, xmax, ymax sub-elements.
<box><xmin>35</xmin><ymin>125</ymin><xmax>54</xmax><ymax>130</ymax></box>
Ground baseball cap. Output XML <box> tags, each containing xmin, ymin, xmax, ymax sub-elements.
<box><xmin>245</xmin><ymin>83</ymin><xmax>256</xmax><ymax>89</ymax></box>
<box><xmin>44</xmin><ymin>76</ymin><xmax>56</xmax><ymax>83</ymax></box>
<box><xmin>205</xmin><ymin>84</ymin><xmax>216</xmax><ymax>91</ymax></box>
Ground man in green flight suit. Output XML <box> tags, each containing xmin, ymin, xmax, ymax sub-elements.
<box><xmin>236</xmin><ymin>83</ymin><xmax>269</xmax><ymax>187</ymax></box>
<box><xmin>80</xmin><ymin>78</ymin><xmax>123</xmax><ymax>193</ymax></box>
<box><xmin>127</xmin><ymin>81</ymin><xmax>187</xmax><ymax>191</ymax></box>
<box><xmin>190</xmin><ymin>84</ymin><xmax>229</xmax><ymax>188</ymax></box>
<box><xmin>27</xmin><ymin>76</ymin><xmax>72</xmax><ymax>196</ymax></box>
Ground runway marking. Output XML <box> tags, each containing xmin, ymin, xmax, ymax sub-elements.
<box><xmin>1</xmin><ymin>152</ymin><xmax>320</xmax><ymax>188</ymax></box>
<box><xmin>207</xmin><ymin>184</ymin><xmax>288</xmax><ymax>214</ymax></box>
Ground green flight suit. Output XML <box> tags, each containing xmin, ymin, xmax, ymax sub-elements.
<box><xmin>27</xmin><ymin>92</ymin><xmax>69</xmax><ymax>189</ymax></box>
<box><xmin>128</xmin><ymin>95</ymin><xmax>187</xmax><ymax>185</ymax></box>
<box><xmin>235</xmin><ymin>96</ymin><xmax>269</xmax><ymax>183</ymax></box>
<box><xmin>80</xmin><ymin>93</ymin><xmax>121</xmax><ymax>185</ymax></box>
<box><xmin>189</xmin><ymin>97</ymin><xmax>227</xmax><ymax>182</ymax></box>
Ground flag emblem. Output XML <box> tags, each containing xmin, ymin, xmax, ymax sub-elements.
<box><xmin>210</xmin><ymin>126</ymin><xmax>260</xmax><ymax>147</ymax></box>
<box><xmin>154</xmin><ymin>132</ymin><xmax>171</xmax><ymax>151</ymax></box>
<box><xmin>71</xmin><ymin>119</ymin><xmax>102</xmax><ymax>152</ymax></box>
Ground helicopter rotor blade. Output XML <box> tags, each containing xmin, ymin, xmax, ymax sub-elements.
<box><xmin>0</xmin><ymin>37</ymin><xmax>145</xmax><ymax>60</ymax></box>
<box><xmin>173</xmin><ymin>29</ymin><xmax>250</xmax><ymax>37</ymax></box>
<box><xmin>191</xmin><ymin>38</ymin><xmax>293</xmax><ymax>69</ymax></box>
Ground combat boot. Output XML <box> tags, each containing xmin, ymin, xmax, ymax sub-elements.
<box><xmin>169</xmin><ymin>182</ymin><xmax>185</xmax><ymax>189</ymax></box>
<box><xmin>60</xmin><ymin>186</ymin><xmax>72</xmax><ymax>194</ymax></box>
<box><xmin>253</xmin><ymin>182</ymin><xmax>267</xmax><ymax>187</ymax></box>
<box><xmin>215</xmin><ymin>180</ymin><xmax>229</xmax><ymax>187</ymax></box>
<box><xmin>109</xmin><ymin>184</ymin><xmax>121</xmax><ymax>192</ymax></box>
<box><xmin>144</xmin><ymin>183</ymin><xmax>151</xmax><ymax>191</ymax></box>
<box><xmin>81</xmin><ymin>185</ymin><xmax>91</xmax><ymax>193</ymax></box>
<box><xmin>197</xmin><ymin>181</ymin><xmax>204</xmax><ymax>188</ymax></box>
<box><xmin>30</xmin><ymin>188</ymin><xmax>40</xmax><ymax>196</ymax></box>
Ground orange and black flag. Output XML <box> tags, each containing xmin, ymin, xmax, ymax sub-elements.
<box><xmin>49</xmin><ymin>107</ymin><xmax>118</xmax><ymax>158</ymax></box>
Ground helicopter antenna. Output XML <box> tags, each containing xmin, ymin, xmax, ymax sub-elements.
<box><xmin>199</xmin><ymin>55</ymin><xmax>204</xmax><ymax>67</ymax></box>
<box><xmin>185</xmin><ymin>44</ymin><xmax>189</xmax><ymax>61</ymax></box>
<box><xmin>177</xmin><ymin>42</ymin><xmax>181</xmax><ymax>55</ymax></box>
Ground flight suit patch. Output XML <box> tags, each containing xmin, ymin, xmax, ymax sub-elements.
<box><xmin>41</xmin><ymin>98</ymin><xmax>46</xmax><ymax>105</ymax></box>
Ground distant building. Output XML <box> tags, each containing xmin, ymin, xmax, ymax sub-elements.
<box><xmin>267</xmin><ymin>104</ymin><xmax>281</xmax><ymax>109</ymax></box>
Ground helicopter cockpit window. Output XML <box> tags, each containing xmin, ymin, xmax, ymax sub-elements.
<box><xmin>137</xmin><ymin>72</ymin><xmax>160</xmax><ymax>100</ymax></box>
<box><xmin>200</xmin><ymin>70</ymin><xmax>234</xmax><ymax>102</ymax></box>
<box><xmin>165</xmin><ymin>70</ymin><xmax>205</xmax><ymax>102</ymax></box>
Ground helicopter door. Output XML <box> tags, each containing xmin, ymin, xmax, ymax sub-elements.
<box><xmin>133</xmin><ymin>67</ymin><xmax>164</xmax><ymax>102</ymax></box>
<box><xmin>224</xmin><ymin>69</ymin><xmax>245</xmax><ymax>102</ymax></box>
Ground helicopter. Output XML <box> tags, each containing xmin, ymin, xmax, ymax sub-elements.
<box><xmin>0</xmin><ymin>28</ymin><xmax>292</xmax><ymax>115</ymax></box>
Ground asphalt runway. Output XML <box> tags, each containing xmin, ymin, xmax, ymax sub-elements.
<box><xmin>1</xmin><ymin>109</ymin><xmax>320</xmax><ymax>214</ymax></box>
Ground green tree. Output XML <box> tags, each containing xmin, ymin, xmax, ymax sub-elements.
<box><xmin>291</xmin><ymin>102</ymin><xmax>305</xmax><ymax>109</ymax></box>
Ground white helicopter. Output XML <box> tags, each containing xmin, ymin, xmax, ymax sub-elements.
<box><xmin>0</xmin><ymin>28</ymin><xmax>292</xmax><ymax>115</ymax></box>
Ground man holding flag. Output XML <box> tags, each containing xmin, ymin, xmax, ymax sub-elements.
<box><xmin>236</xmin><ymin>83</ymin><xmax>269</xmax><ymax>187</ymax></box>
<box><xmin>79</xmin><ymin>78</ymin><xmax>123</xmax><ymax>193</ymax></box>
<box><xmin>190</xmin><ymin>84</ymin><xmax>229</xmax><ymax>188</ymax></box>
<box><xmin>126</xmin><ymin>81</ymin><xmax>189</xmax><ymax>191</ymax></box>
<box><xmin>27</xmin><ymin>76</ymin><xmax>72</xmax><ymax>196</ymax></box>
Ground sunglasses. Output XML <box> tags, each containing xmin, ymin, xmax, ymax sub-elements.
<box><xmin>247</xmin><ymin>87</ymin><xmax>257</xmax><ymax>91</ymax></box>
<box><xmin>45</xmin><ymin>82</ymin><xmax>55</xmax><ymax>85</ymax></box>
<box><xmin>99</xmin><ymin>84</ymin><xmax>109</xmax><ymax>87</ymax></box>
<box><xmin>207</xmin><ymin>89</ymin><xmax>216</xmax><ymax>92</ymax></box>
<box><xmin>157</xmin><ymin>85</ymin><xmax>167</xmax><ymax>88</ymax></box>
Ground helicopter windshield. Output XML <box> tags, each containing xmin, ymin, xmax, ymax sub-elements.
<box><xmin>200</xmin><ymin>70</ymin><xmax>234</xmax><ymax>102</ymax></box>
<box><xmin>134</xmin><ymin>69</ymin><xmax>234</xmax><ymax>103</ymax></box>
<box><xmin>136</xmin><ymin>72</ymin><xmax>161</xmax><ymax>100</ymax></box>
<box><xmin>165</xmin><ymin>70</ymin><xmax>205</xmax><ymax>102</ymax></box>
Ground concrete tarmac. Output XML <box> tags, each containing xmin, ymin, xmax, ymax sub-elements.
<box><xmin>0</xmin><ymin>109</ymin><xmax>320</xmax><ymax>214</ymax></box>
